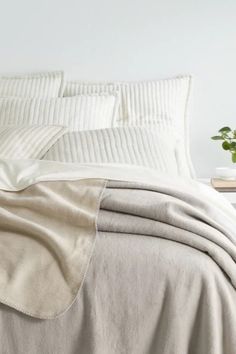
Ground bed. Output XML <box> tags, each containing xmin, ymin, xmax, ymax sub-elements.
<box><xmin>0</xmin><ymin>71</ymin><xmax>235</xmax><ymax>354</ymax></box>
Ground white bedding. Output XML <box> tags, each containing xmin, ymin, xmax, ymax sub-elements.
<box><xmin>62</xmin><ymin>76</ymin><xmax>194</xmax><ymax>177</ymax></box>
<box><xmin>0</xmin><ymin>72</ymin><xmax>194</xmax><ymax>178</ymax></box>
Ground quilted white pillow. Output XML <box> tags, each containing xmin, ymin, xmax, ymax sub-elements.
<box><xmin>0</xmin><ymin>125</ymin><xmax>67</xmax><ymax>159</ymax></box>
<box><xmin>63</xmin><ymin>81</ymin><xmax>120</xmax><ymax>125</ymax></box>
<box><xmin>118</xmin><ymin>77</ymin><xmax>194</xmax><ymax>177</ymax></box>
<box><xmin>43</xmin><ymin>127</ymin><xmax>182</xmax><ymax>176</ymax></box>
<box><xmin>0</xmin><ymin>95</ymin><xmax>118</xmax><ymax>131</ymax></box>
<box><xmin>0</xmin><ymin>71</ymin><xmax>64</xmax><ymax>98</ymax></box>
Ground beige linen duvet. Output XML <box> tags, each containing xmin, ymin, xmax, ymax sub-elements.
<box><xmin>0</xmin><ymin>160</ymin><xmax>236</xmax><ymax>354</ymax></box>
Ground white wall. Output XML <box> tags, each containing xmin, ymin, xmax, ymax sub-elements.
<box><xmin>1</xmin><ymin>0</ymin><xmax>236</xmax><ymax>177</ymax></box>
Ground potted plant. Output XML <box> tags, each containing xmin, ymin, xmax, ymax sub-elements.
<box><xmin>211</xmin><ymin>127</ymin><xmax>236</xmax><ymax>163</ymax></box>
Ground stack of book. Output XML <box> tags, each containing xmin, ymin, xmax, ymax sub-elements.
<box><xmin>211</xmin><ymin>178</ymin><xmax>236</xmax><ymax>192</ymax></box>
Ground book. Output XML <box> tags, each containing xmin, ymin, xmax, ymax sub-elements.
<box><xmin>211</xmin><ymin>178</ymin><xmax>236</xmax><ymax>192</ymax></box>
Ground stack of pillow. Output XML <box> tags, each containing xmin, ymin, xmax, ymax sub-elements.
<box><xmin>0</xmin><ymin>70</ymin><xmax>194</xmax><ymax>177</ymax></box>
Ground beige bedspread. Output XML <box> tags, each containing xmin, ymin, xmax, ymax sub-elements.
<box><xmin>0</xmin><ymin>160</ymin><xmax>236</xmax><ymax>353</ymax></box>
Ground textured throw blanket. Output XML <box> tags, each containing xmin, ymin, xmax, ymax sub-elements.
<box><xmin>0</xmin><ymin>160</ymin><xmax>236</xmax><ymax>353</ymax></box>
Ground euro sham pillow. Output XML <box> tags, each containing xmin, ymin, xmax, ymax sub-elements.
<box><xmin>115</xmin><ymin>77</ymin><xmax>193</xmax><ymax>178</ymax></box>
<box><xmin>0</xmin><ymin>71</ymin><xmax>64</xmax><ymax>98</ymax></box>
<box><xmin>0</xmin><ymin>125</ymin><xmax>67</xmax><ymax>159</ymax></box>
<box><xmin>43</xmin><ymin>127</ymin><xmax>181</xmax><ymax>176</ymax></box>
<box><xmin>0</xmin><ymin>95</ymin><xmax>118</xmax><ymax>131</ymax></box>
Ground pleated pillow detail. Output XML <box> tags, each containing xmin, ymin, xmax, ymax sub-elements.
<box><xmin>0</xmin><ymin>125</ymin><xmax>67</xmax><ymax>159</ymax></box>
<box><xmin>0</xmin><ymin>71</ymin><xmax>64</xmax><ymax>98</ymax></box>
<box><xmin>0</xmin><ymin>95</ymin><xmax>118</xmax><ymax>131</ymax></box>
<box><xmin>43</xmin><ymin>126</ymin><xmax>181</xmax><ymax>176</ymax></box>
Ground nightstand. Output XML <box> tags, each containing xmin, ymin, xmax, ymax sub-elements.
<box><xmin>198</xmin><ymin>178</ymin><xmax>236</xmax><ymax>208</ymax></box>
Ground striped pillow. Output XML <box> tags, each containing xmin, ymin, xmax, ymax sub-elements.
<box><xmin>0</xmin><ymin>71</ymin><xmax>64</xmax><ymax>98</ymax></box>
<box><xmin>43</xmin><ymin>127</ymin><xmax>180</xmax><ymax>176</ymax></box>
<box><xmin>0</xmin><ymin>95</ymin><xmax>118</xmax><ymax>131</ymax></box>
<box><xmin>63</xmin><ymin>81</ymin><xmax>120</xmax><ymax>125</ymax></box>
<box><xmin>117</xmin><ymin>76</ymin><xmax>193</xmax><ymax>177</ymax></box>
<box><xmin>0</xmin><ymin>125</ymin><xmax>67</xmax><ymax>159</ymax></box>
<box><xmin>116</xmin><ymin>77</ymin><xmax>191</xmax><ymax>131</ymax></box>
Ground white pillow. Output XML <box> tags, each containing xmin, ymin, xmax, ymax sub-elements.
<box><xmin>0</xmin><ymin>71</ymin><xmax>64</xmax><ymax>98</ymax></box>
<box><xmin>0</xmin><ymin>95</ymin><xmax>118</xmax><ymax>131</ymax></box>
<box><xmin>116</xmin><ymin>77</ymin><xmax>193</xmax><ymax>178</ymax></box>
<box><xmin>63</xmin><ymin>81</ymin><xmax>120</xmax><ymax>125</ymax></box>
<box><xmin>43</xmin><ymin>127</ymin><xmax>181</xmax><ymax>176</ymax></box>
<box><xmin>63</xmin><ymin>76</ymin><xmax>194</xmax><ymax>177</ymax></box>
<box><xmin>0</xmin><ymin>125</ymin><xmax>67</xmax><ymax>159</ymax></box>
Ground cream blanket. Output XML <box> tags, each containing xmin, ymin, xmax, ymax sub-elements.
<box><xmin>0</xmin><ymin>178</ymin><xmax>106</xmax><ymax>319</ymax></box>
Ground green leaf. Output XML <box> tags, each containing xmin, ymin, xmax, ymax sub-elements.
<box><xmin>233</xmin><ymin>130</ymin><xmax>236</xmax><ymax>138</ymax></box>
<box><xmin>211</xmin><ymin>136</ymin><xmax>224</xmax><ymax>140</ymax></box>
<box><xmin>230</xmin><ymin>141</ymin><xmax>236</xmax><ymax>149</ymax></box>
<box><xmin>222</xmin><ymin>141</ymin><xmax>230</xmax><ymax>150</ymax></box>
<box><xmin>232</xmin><ymin>153</ymin><xmax>236</xmax><ymax>163</ymax></box>
<box><xmin>219</xmin><ymin>126</ymin><xmax>231</xmax><ymax>133</ymax></box>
